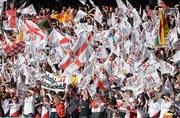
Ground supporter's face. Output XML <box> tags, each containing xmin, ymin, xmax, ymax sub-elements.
<box><xmin>54</xmin><ymin>97</ymin><xmax>60</xmax><ymax>104</ymax></box>
<box><xmin>43</xmin><ymin>97</ymin><xmax>49</xmax><ymax>103</ymax></box>
<box><xmin>109</xmin><ymin>7</ymin><xmax>113</xmax><ymax>12</ymax></box>
<box><xmin>37</xmin><ymin>107</ymin><xmax>42</xmax><ymax>113</ymax></box>
<box><xmin>27</xmin><ymin>92</ymin><xmax>32</xmax><ymax>97</ymax></box>
<box><xmin>146</xmin><ymin>6</ymin><xmax>150</xmax><ymax>11</ymax></box>
<box><xmin>0</xmin><ymin>86</ymin><xmax>5</xmax><ymax>92</ymax></box>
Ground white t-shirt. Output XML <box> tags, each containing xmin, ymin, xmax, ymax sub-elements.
<box><xmin>91</xmin><ymin>103</ymin><xmax>105</xmax><ymax>113</ymax></box>
<box><xmin>23</xmin><ymin>96</ymin><xmax>35</xmax><ymax>115</ymax></box>
<box><xmin>9</xmin><ymin>103</ymin><xmax>21</xmax><ymax>116</ymax></box>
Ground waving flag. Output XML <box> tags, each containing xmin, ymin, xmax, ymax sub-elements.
<box><xmin>17</xmin><ymin>2</ymin><xmax>27</xmax><ymax>13</ymax></box>
<box><xmin>21</xmin><ymin>4</ymin><xmax>36</xmax><ymax>15</ymax></box>
<box><xmin>74</xmin><ymin>9</ymin><xmax>87</xmax><ymax>22</ymax></box>
<box><xmin>6</xmin><ymin>9</ymin><xmax>16</xmax><ymax>28</ymax></box>
<box><xmin>159</xmin><ymin>60</ymin><xmax>175</xmax><ymax>75</ymax></box>
<box><xmin>116</xmin><ymin>0</ymin><xmax>127</xmax><ymax>13</ymax></box>
<box><xmin>159</xmin><ymin>8</ymin><xmax>169</xmax><ymax>46</ymax></box>
<box><xmin>51</xmin><ymin>10</ymin><xmax>73</xmax><ymax>23</ymax></box>
<box><xmin>94</xmin><ymin>7</ymin><xmax>103</xmax><ymax>25</ymax></box>
<box><xmin>49</xmin><ymin>29</ymin><xmax>70</xmax><ymax>47</ymax></box>
<box><xmin>79</xmin><ymin>0</ymin><xmax>86</xmax><ymax>5</ymax></box>
<box><xmin>25</xmin><ymin>19</ymin><xmax>46</xmax><ymax>40</ymax></box>
<box><xmin>35</xmin><ymin>16</ymin><xmax>52</xmax><ymax>32</ymax></box>
<box><xmin>60</xmin><ymin>32</ymin><xmax>91</xmax><ymax>73</ymax></box>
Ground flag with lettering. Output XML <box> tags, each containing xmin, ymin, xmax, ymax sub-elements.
<box><xmin>159</xmin><ymin>60</ymin><xmax>175</xmax><ymax>76</ymax></box>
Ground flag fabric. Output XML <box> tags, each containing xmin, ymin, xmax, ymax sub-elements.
<box><xmin>6</xmin><ymin>9</ymin><xmax>16</xmax><ymax>28</ymax></box>
<box><xmin>94</xmin><ymin>7</ymin><xmax>103</xmax><ymax>25</ymax></box>
<box><xmin>116</xmin><ymin>0</ymin><xmax>127</xmax><ymax>13</ymax></box>
<box><xmin>169</xmin><ymin>28</ymin><xmax>178</xmax><ymax>45</ymax></box>
<box><xmin>25</xmin><ymin>19</ymin><xmax>46</xmax><ymax>40</ymax></box>
<box><xmin>17</xmin><ymin>2</ymin><xmax>27</xmax><ymax>13</ymax></box>
<box><xmin>79</xmin><ymin>0</ymin><xmax>86</xmax><ymax>5</ymax></box>
<box><xmin>16</xmin><ymin>31</ymin><xmax>24</xmax><ymax>43</ymax></box>
<box><xmin>51</xmin><ymin>10</ymin><xmax>73</xmax><ymax>23</ymax></box>
<box><xmin>74</xmin><ymin>10</ymin><xmax>87</xmax><ymax>22</ymax></box>
<box><xmin>126</xmin><ymin>0</ymin><xmax>133</xmax><ymax>12</ymax></box>
<box><xmin>158</xmin><ymin>0</ymin><xmax>169</xmax><ymax>10</ymax></box>
<box><xmin>21</xmin><ymin>4</ymin><xmax>36</xmax><ymax>15</ymax></box>
<box><xmin>49</xmin><ymin>29</ymin><xmax>70</xmax><ymax>48</ymax></box>
<box><xmin>154</xmin><ymin>35</ymin><xmax>160</xmax><ymax>47</ymax></box>
<box><xmin>60</xmin><ymin>32</ymin><xmax>90</xmax><ymax>73</ymax></box>
<box><xmin>36</xmin><ymin>16</ymin><xmax>52</xmax><ymax>32</ymax></box>
<box><xmin>132</xmin><ymin>8</ymin><xmax>142</xmax><ymax>28</ymax></box>
<box><xmin>148</xmin><ymin>100</ymin><xmax>161</xmax><ymax>117</ymax></box>
<box><xmin>143</xmin><ymin>71</ymin><xmax>161</xmax><ymax>88</ymax></box>
<box><xmin>159</xmin><ymin>60</ymin><xmax>175</xmax><ymax>75</ymax></box>
<box><xmin>151</xmin><ymin>20</ymin><xmax>160</xmax><ymax>47</ymax></box>
<box><xmin>159</xmin><ymin>8</ymin><xmax>169</xmax><ymax>46</ymax></box>
<box><xmin>171</xmin><ymin>51</ymin><xmax>180</xmax><ymax>63</ymax></box>
<box><xmin>164</xmin><ymin>78</ymin><xmax>173</xmax><ymax>93</ymax></box>
<box><xmin>4</xmin><ymin>41</ymin><xmax>25</xmax><ymax>57</ymax></box>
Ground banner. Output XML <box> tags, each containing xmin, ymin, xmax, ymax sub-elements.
<box><xmin>143</xmin><ymin>71</ymin><xmax>162</xmax><ymax>88</ymax></box>
<box><xmin>159</xmin><ymin>60</ymin><xmax>175</xmax><ymax>76</ymax></box>
<box><xmin>41</xmin><ymin>72</ymin><xmax>69</xmax><ymax>92</ymax></box>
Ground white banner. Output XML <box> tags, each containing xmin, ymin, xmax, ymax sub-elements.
<box><xmin>41</xmin><ymin>72</ymin><xmax>69</xmax><ymax>92</ymax></box>
<box><xmin>143</xmin><ymin>71</ymin><xmax>162</xmax><ymax>88</ymax></box>
<box><xmin>159</xmin><ymin>60</ymin><xmax>175</xmax><ymax>76</ymax></box>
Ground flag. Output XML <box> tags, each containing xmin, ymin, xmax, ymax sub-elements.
<box><xmin>71</xmin><ymin>76</ymin><xmax>78</xmax><ymax>85</ymax></box>
<box><xmin>158</xmin><ymin>0</ymin><xmax>169</xmax><ymax>9</ymax></box>
<box><xmin>36</xmin><ymin>16</ymin><xmax>52</xmax><ymax>32</ymax></box>
<box><xmin>94</xmin><ymin>7</ymin><xmax>103</xmax><ymax>25</ymax></box>
<box><xmin>143</xmin><ymin>71</ymin><xmax>162</xmax><ymax>87</ymax></box>
<box><xmin>169</xmin><ymin>28</ymin><xmax>178</xmax><ymax>45</ymax></box>
<box><xmin>116</xmin><ymin>0</ymin><xmax>127</xmax><ymax>13</ymax></box>
<box><xmin>148</xmin><ymin>100</ymin><xmax>161</xmax><ymax>117</ymax></box>
<box><xmin>151</xmin><ymin>20</ymin><xmax>160</xmax><ymax>47</ymax></box>
<box><xmin>51</xmin><ymin>10</ymin><xmax>73</xmax><ymax>23</ymax></box>
<box><xmin>132</xmin><ymin>8</ymin><xmax>142</xmax><ymax>28</ymax></box>
<box><xmin>142</xmin><ymin>10</ymin><xmax>148</xmax><ymax>21</ymax></box>
<box><xmin>159</xmin><ymin>8</ymin><xmax>169</xmax><ymax>46</ymax></box>
<box><xmin>25</xmin><ymin>19</ymin><xmax>45</xmax><ymax>40</ymax></box>
<box><xmin>139</xmin><ymin>6</ymin><xmax>142</xmax><ymax>15</ymax></box>
<box><xmin>16</xmin><ymin>31</ymin><xmax>24</xmax><ymax>43</ymax></box>
<box><xmin>49</xmin><ymin>29</ymin><xmax>70</xmax><ymax>47</ymax></box>
<box><xmin>159</xmin><ymin>60</ymin><xmax>175</xmax><ymax>75</ymax></box>
<box><xmin>6</xmin><ymin>9</ymin><xmax>16</xmax><ymax>28</ymax></box>
<box><xmin>154</xmin><ymin>35</ymin><xmax>160</xmax><ymax>47</ymax></box>
<box><xmin>111</xmin><ymin>13</ymin><xmax>116</xmax><ymax>26</ymax></box>
<box><xmin>74</xmin><ymin>9</ymin><xmax>87</xmax><ymax>22</ymax></box>
<box><xmin>21</xmin><ymin>4</ymin><xmax>36</xmax><ymax>15</ymax></box>
<box><xmin>60</xmin><ymin>32</ymin><xmax>90</xmax><ymax>72</ymax></box>
<box><xmin>126</xmin><ymin>0</ymin><xmax>133</xmax><ymax>12</ymax></box>
<box><xmin>79</xmin><ymin>0</ymin><xmax>86</xmax><ymax>5</ymax></box>
<box><xmin>17</xmin><ymin>2</ymin><xmax>27</xmax><ymax>13</ymax></box>
<box><xmin>171</xmin><ymin>51</ymin><xmax>180</xmax><ymax>63</ymax></box>
<box><xmin>164</xmin><ymin>78</ymin><xmax>173</xmax><ymax>93</ymax></box>
<box><xmin>89</xmin><ymin>0</ymin><xmax>95</xmax><ymax>7</ymax></box>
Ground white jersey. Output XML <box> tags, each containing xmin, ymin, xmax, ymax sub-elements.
<box><xmin>23</xmin><ymin>96</ymin><xmax>35</xmax><ymax>115</ymax></box>
<box><xmin>9</xmin><ymin>103</ymin><xmax>21</xmax><ymax>116</ymax></box>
